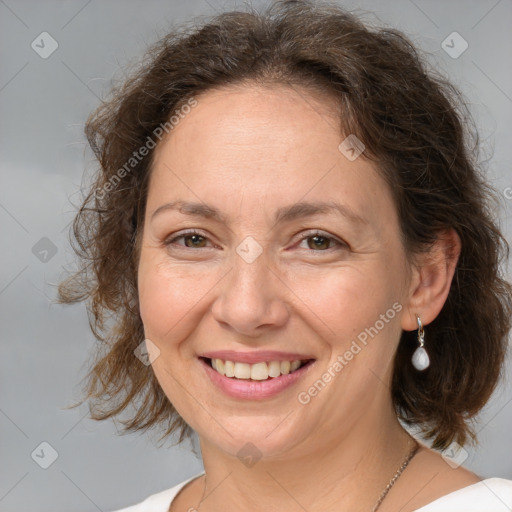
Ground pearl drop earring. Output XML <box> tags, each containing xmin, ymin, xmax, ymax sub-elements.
<box><xmin>412</xmin><ymin>315</ymin><xmax>430</xmax><ymax>371</ymax></box>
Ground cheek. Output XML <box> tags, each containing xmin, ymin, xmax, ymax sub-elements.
<box><xmin>137</xmin><ymin>254</ymin><xmax>210</xmax><ymax>341</ymax></box>
<box><xmin>286</xmin><ymin>265</ymin><xmax>393</xmax><ymax>337</ymax></box>
<box><xmin>284</xmin><ymin>255</ymin><xmax>406</xmax><ymax>383</ymax></box>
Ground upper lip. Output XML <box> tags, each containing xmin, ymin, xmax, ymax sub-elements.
<box><xmin>200</xmin><ymin>350</ymin><xmax>316</xmax><ymax>364</ymax></box>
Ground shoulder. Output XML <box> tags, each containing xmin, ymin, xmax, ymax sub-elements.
<box><xmin>106</xmin><ymin>472</ymin><xmax>205</xmax><ymax>512</ymax></box>
<box><xmin>414</xmin><ymin>478</ymin><xmax>512</xmax><ymax>511</ymax></box>
<box><xmin>385</xmin><ymin>444</ymin><xmax>510</xmax><ymax>512</ymax></box>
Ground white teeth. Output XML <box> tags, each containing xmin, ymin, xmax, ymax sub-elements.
<box><xmin>251</xmin><ymin>362</ymin><xmax>269</xmax><ymax>380</ymax></box>
<box><xmin>209</xmin><ymin>358</ymin><xmax>308</xmax><ymax>380</ymax></box>
<box><xmin>234</xmin><ymin>362</ymin><xmax>251</xmax><ymax>379</ymax></box>
<box><xmin>290</xmin><ymin>360</ymin><xmax>301</xmax><ymax>372</ymax></box>
<box><xmin>268</xmin><ymin>361</ymin><xmax>281</xmax><ymax>378</ymax></box>
<box><xmin>224</xmin><ymin>360</ymin><xmax>235</xmax><ymax>377</ymax></box>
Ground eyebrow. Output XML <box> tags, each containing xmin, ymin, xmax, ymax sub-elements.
<box><xmin>151</xmin><ymin>200</ymin><xmax>368</xmax><ymax>225</ymax></box>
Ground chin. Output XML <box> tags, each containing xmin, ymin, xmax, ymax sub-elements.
<box><xmin>198</xmin><ymin>415</ymin><xmax>313</xmax><ymax>462</ymax></box>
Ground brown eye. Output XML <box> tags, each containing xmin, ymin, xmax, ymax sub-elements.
<box><xmin>164</xmin><ymin>231</ymin><xmax>212</xmax><ymax>249</ymax></box>
<box><xmin>296</xmin><ymin>231</ymin><xmax>347</xmax><ymax>253</ymax></box>
<box><xmin>307</xmin><ymin>235</ymin><xmax>332</xmax><ymax>250</ymax></box>
<box><xmin>183</xmin><ymin>234</ymin><xmax>207</xmax><ymax>248</ymax></box>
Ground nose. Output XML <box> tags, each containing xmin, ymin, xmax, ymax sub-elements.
<box><xmin>211</xmin><ymin>251</ymin><xmax>290</xmax><ymax>336</ymax></box>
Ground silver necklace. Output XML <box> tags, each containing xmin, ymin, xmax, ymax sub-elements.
<box><xmin>372</xmin><ymin>441</ymin><xmax>420</xmax><ymax>511</ymax></box>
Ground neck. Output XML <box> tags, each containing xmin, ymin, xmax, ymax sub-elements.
<box><xmin>194</xmin><ymin>402</ymin><xmax>416</xmax><ymax>512</ymax></box>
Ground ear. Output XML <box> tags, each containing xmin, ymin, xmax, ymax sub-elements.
<box><xmin>401</xmin><ymin>228</ymin><xmax>461</xmax><ymax>331</ymax></box>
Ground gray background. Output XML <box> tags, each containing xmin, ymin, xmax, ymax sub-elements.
<box><xmin>1</xmin><ymin>0</ymin><xmax>511</xmax><ymax>511</ymax></box>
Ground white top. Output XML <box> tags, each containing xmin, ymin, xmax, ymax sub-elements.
<box><xmin>109</xmin><ymin>471</ymin><xmax>512</xmax><ymax>512</ymax></box>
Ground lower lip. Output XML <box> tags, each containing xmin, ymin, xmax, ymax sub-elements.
<box><xmin>199</xmin><ymin>358</ymin><xmax>316</xmax><ymax>400</ymax></box>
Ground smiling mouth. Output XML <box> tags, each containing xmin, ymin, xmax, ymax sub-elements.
<box><xmin>200</xmin><ymin>357</ymin><xmax>315</xmax><ymax>381</ymax></box>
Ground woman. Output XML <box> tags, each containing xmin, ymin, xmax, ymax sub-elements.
<box><xmin>59</xmin><ymin>1</ymin><xmax>512</xmax><ymax>510</ymax></box>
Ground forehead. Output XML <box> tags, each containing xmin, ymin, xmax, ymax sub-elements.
<box><xmin>154</xmin><ymin>84</ymin><xmax>342</xmax><ymax>164</ymax></box>
<box><xmin>148</xmin><ymin>84</ymin><xmax>396</xmax><ymax>229</ymax></box>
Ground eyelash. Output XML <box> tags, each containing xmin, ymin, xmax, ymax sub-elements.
<box><xmin>163</xmin><ymin>229</ymin><xmax>347</xmax><ymax>253</ymax></box>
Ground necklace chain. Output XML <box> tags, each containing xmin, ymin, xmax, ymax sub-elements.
<box><xmin>372</xmin><ymin>441</ymin><xmax>419</xmax><ymax>512</ymax></box>
<box><xmin>191</xmin><ymin>441</ymin><xmax>419</xmax><ymax>512</ymax></box>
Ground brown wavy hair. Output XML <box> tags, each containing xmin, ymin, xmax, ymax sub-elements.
<box><xmin>58</xmin><ymin>0</ymin><xmax>512</xmax><ymax>450</ymax></box>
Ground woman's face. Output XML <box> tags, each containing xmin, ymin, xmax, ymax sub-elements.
<box><xmin>138</xmin><ymin>84</ymin><xmax>413</xmax><ymax>460</ymax></box>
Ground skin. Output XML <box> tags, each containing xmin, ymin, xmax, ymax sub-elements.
<box><xmin>137</xmin><ymin>84</ymin><xmax>479</xmax><ymax>512</ymax></box>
